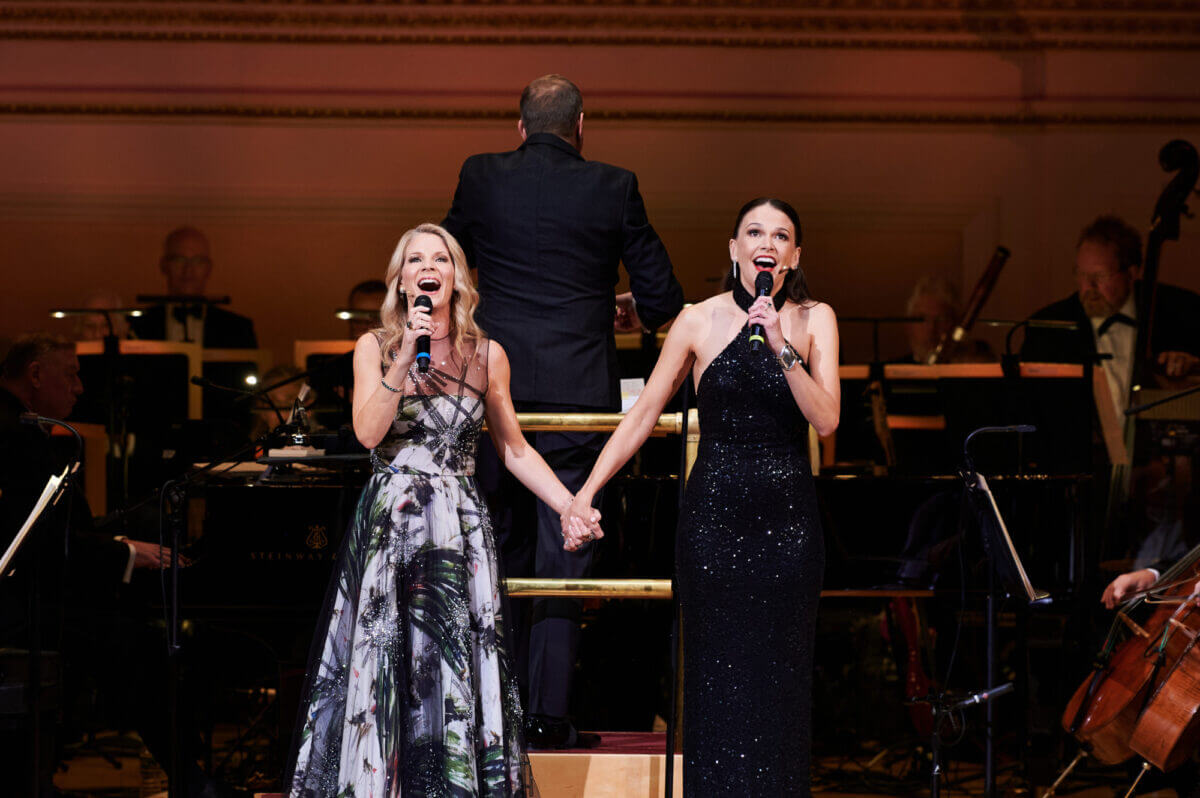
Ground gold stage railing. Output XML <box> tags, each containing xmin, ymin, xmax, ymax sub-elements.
<box><xmin>511</xmin><ymin>412</ymin><xmax>688</xmax><ymax>435</ymax></box>
<box><xmin>506</xmin><ymin>578</ymin><xmax>673</xmax><ymax>598</ymax></box>
<box><xmin>504</xmin><ymin>578</ymin><xmax>934</xmax><ymax>600</ymax></box>
<box><xmin>506</xmin><ymin>410</ymin><xmax>701</xmax><ymax>480</ymax></box>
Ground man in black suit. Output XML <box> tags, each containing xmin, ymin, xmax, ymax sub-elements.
<box><xmin>1021</xmin><ymin>214</ymin><xmax>1200</xmax><ymax>416</ymax></box>
<box><xmin>442</xmin><ymin>74</ymin><xmax>684</xmax><ymax>747</ymax></box>
<box><xmin>131</xmin><ymin>226</ymin><xmax>257</xmax><ymax>348</ymax></box>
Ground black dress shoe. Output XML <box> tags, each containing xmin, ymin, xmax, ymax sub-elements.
<box><xmin>524</xmin><ymin>715</ymin><xmax>602</xmax><ymax>750</ymax></box>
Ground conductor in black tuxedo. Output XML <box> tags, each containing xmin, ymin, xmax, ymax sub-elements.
<box><xmin>1021</xmin><ymin>214</ymin><xmax>1200</xmax><ymax>416</ymax></box>
<box><xmin>131</xmin><ymin>226</ymin><xmax>258</xmax><ymax>348</ymax></box>
<box><xmin>442</xmin><ymin>74</ymin><xmax>684</xmax><ymax>748</ymax></box>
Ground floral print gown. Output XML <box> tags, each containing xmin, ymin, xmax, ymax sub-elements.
<box><xmin>287</xmin><ymin>335</ymin><xmax>536</xmax><ymax>797</ymax></box>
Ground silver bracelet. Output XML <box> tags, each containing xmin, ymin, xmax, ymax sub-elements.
<box><xmin>380</xmin><ymin>377</ymin><xmax>402</xmax><ymax>393</ymax></box>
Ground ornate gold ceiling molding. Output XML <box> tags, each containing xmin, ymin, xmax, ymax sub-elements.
<box><xmin>5</xmin><ymin>103</ymin><xmax>1200</xmax><ymax>126</ymax></box>
<box><xmin>2</xmin><ymin>1</ymin><xmax>1196</xmax><ymax>9</ymax></box>
<box><xmin>2</xmin><ymin>30</ymin><xmax>1199</xmax><ymax>50</ymax></box>
<box><xmin>3</xmin><ymin>1</ymin><xmax>1200</xmax><ymax>49</ymax></box>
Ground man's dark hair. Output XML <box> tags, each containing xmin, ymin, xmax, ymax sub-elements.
<box><xmin>1</xmin><ymin>333</ymin><xmax>73</xmax><ymax>381</ymax></box>
<box><xmin>348</xmin><ymin>279</ymin><xmax>387</xmax><ymax>305</ymax></box>
<box><xmin>1078</xmin><ymin>215</ymin><xmax>1143</xmax><ymax>272</ymax></box>
<box><xmin>519</xmin><ymin>75</ymin><xmax>583</xmax><ymax>139</ymax></box>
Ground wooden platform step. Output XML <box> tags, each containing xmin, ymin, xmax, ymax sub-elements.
<box><xmin>258</xmin><ymin>732</ymin><xmax>682</xmax><ymax>797</ymax></box>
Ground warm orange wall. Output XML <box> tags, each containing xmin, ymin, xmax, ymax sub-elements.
<box><xmin>4</xmin><ymin>2</ymin><xmax>1200</xmax><ymax>365</ymax></box>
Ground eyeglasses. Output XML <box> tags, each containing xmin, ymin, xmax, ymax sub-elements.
<box><xmin>1074</xmin><ymin>270</ymin><xmax>1125</xmax><ymax>288</ymax></box>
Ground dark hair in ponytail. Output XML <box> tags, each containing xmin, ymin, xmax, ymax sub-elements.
<box><xmin>722</xmin><ymin>197</ymin><xmax>812</xmax><ymax>305</ymax></box>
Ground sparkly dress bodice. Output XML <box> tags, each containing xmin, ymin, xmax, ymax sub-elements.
<box><xmin>370</xmin><ymin>394</ymin><xmax>485</xmax><ymax>477</ymax></box>
<box><xmin>677</xmin><ymin>321</ymin><xmax>824</xmax><ymax>797</ymax></box>
<box><xmin>696</xmin><ymin>325</ymin><xmax>810</xmax><ymax>451</ymax></box>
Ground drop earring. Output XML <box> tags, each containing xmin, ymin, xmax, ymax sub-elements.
<box><xmin>731</xmin><ymin>260</ymin><xmax>739</xmax><ymax>281</ymax></box>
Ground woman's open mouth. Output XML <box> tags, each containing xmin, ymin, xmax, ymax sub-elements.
<box><xmin>417</xmin><ymin>277</ymin><xmax>441</xmax><ymax>293</ymax></box>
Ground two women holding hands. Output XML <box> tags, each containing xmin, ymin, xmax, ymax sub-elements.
<box><xmin>288</xmin><ymin>197</ymin><xmax>838</xmax><ymax>797</ymax></box>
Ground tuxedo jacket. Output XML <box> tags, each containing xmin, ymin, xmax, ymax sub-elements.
<box><xmin>442</xmin><ymin>133</ymin><xmax>684</xmax><ymax>409</ymax></box>
<box><xmin>1020</xmin><ymin>282</ymin><xmax>1200</xmax><ymax>364</ymax></box>
<box><xmin>131</xmin><ymin>304</ymin><xmax>258</xmax><ymax>349</ymax></box>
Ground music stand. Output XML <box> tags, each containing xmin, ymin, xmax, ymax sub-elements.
<box><xmin>926</xmin><ymin>427</ymin><xmax>1051</xmax><ymax>798</ymax></box>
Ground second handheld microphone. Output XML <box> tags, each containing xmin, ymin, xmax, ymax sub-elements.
<box><xmin>748</xmin><ymin>265</ymin><xmax>775</xmax><ymax>352</ymax></box>
<box><xmin>413</xmin><ymin>294</ymin><xmax>432</xmax><ymax>373</ymax></box>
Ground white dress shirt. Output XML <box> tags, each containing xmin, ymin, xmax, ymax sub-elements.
<box><xmin>1090</xmin><ymin>295</ymin><xmax>1137</xmax><ymax>419</ymax></box>
<box><xmin>165</xmin><ymin>303</ymin><xmax>206</xmax><ymax>345</ymax></box>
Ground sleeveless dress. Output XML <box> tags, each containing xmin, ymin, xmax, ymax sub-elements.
<box><xmin>286</xmin><ymin>335</ymin><xmax>536</xmax><ymax>798</ymax></box>
<box><xmin>678</xmin><ymin>322</ymin><xmax>825</xmax><ymax>796</ymax></box>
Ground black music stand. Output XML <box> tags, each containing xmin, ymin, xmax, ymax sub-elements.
<box><xmin>925</xmin><ymin>427</ymin><xmax>1051</xmax><ymax>798</ymax></box>
<box><xmin>0</xmin><ymin>416</ymin><xmax>82</xmax><ymax>797</ymax></box>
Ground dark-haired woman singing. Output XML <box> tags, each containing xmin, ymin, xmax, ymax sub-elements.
<box><xmin>564</xmin><ymin>198</ymin><xmax>840</xmax><ymax>795</ymax></box>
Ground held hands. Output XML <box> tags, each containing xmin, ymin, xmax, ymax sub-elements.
<box><xmin>560</xmin><ymin>494</ymin><xmax>604</xmax><ymax>552</ymax></box>
<box><xmin>1101</xmin><ymin>568</ymin><xmax>1157</xmax><ymax>609</ymax></box>
<box><xmin>748</xmin><ymin>295</ymin><xmax>785</xmax><ymax>353</ymax></box>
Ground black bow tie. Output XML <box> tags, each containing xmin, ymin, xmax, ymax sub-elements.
<box><xmin>1097</xmin><ymin>313</ymin><xmax>1135</xmax><ymax>337</ymax></box>
<box><xmin>171</xmin><ymin>303</ymin><xmax>205</xmax><ymax>323</ymax></box>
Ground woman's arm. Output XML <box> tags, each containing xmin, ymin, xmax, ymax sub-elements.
<box><xmin>352</xmin><ymin>300</ymin><xmax>434</xmax><ymax>448</ymax></box>
<box><xmin>352</xmin><ymin>333</ymin><xmax>409</xmax><ymax>449</ymax></box>
<box><xmin>483</xmin><ymin>341</ymin><xmax>583</xmax><ymax>519</ymax></box>
<box><xmin>785</xmin><ymin>302</ymin><xmax>840</xmax><ymax>437</ymax></box>
<box><xmin>562</xmin><ymin>306</ymin><xmax>700</xmax><ymax>547</ymax></box>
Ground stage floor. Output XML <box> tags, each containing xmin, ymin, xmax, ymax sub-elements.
<box><xmin>51</xmin><ymin>729</ymin><xmax>1171</xmax><ymax>797</ymax></box>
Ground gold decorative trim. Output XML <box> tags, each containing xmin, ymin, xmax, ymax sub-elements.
<box><xmin>3</xmin><ymin>1</ymin><xmax>1200</xmax><ymax>48</ymax></box>
<box><xmin>4</xmin><ymin>103</ymin><xmax>1200</xmax><ymax>125</ymax></box>
<box><xmin>4</xmin><ymin>7</ymin><xmax>1200</xmax><ymax>38</ymax></box>
<box><xmin>3</xmin><ymin>0</ymin><xmax>1198</xmax><ymax>9</ymax></box>
<box><xmin>3</xmin><ymin>29</ymin><xmax>1200</xmax><ymax>50</ymax></box>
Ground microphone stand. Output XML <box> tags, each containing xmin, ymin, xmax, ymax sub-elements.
<box><xmin>920</xmin><ymin>426</ymin><xmax>1037</xmax><ymax>797</ymax></box>
<box><xmin>665</xmin><ymin>377</ymin><xmax>691</xmax><ymax>798</ymax></box>
<box><xmin>158</xmin><ymin>431</ymin><xmax>272</xmax><ymax>798</ymax></box>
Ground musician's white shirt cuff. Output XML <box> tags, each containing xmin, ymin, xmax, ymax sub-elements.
<box><xmin>1147</xmin><ymin>568</ymin><xmax>1160</xmax><ymax>581</ymax></box>
<box><xmin>114</xmin><ymin>536</ymin><xmax>136</xmax><ymax>583</ymax></box>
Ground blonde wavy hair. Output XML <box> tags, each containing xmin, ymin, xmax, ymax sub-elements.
<box><xmin>378</xmin><ymin>223</ymin><xmax>484</xmax><ymax>363</ymax></box>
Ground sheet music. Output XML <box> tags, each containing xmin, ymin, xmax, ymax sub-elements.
<box><xmin>974</xmin><ymin>473</ymin><xmax>1051</xmax><ymax>604</ymax></box>
<box><xmin>0</xmin><ymin>466</ymin><xmax>67</xmax><ymax>578</ymax></box>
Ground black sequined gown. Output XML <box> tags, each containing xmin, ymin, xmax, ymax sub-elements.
<box><xmin>678</xmin><ymin>324</ymin><xmax>824</xmax><ymax>796</ymax></box>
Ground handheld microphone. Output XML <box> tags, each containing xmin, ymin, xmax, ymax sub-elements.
<box><xmin>749</xmin><ymin>265</ymin><xmax>774</xmax><ymax>352</ymax></box>
<box><xmin>413</xmin><ymin>294</ymin><xmax>433</xmax><ymax>373</ymax></box>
